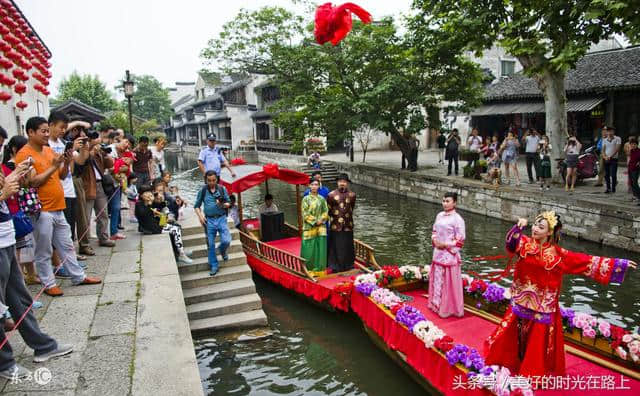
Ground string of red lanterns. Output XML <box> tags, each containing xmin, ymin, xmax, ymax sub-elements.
<box><xmin>0</xmin><ymin>0</ymin><xmax>52</xmax><ymax>109</ymax></box>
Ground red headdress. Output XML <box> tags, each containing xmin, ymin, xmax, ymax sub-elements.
<box><xmin>314</xmin><ymin>2</ymin><xmax>372</xmax><ymax>46</ymax></box>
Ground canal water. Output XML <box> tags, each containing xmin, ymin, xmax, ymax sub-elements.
<box><xmin>165</xmin><ymin>153</ymin><xmax>639</xmax><ymax>395</ymax></box>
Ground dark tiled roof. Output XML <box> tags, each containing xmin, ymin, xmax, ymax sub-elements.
<box><xmin>218</xmin><ymin>79</ymin><xmax>250</xmax><ymax>95</ymax></box>
<box><xmin>484</xmin><ymin>46</ymin><xmax>640</xmax><ymax>101</ymax></box>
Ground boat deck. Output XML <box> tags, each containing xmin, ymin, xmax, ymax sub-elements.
<box><xmin>399</xmin><ymin>289</ymin><xmax>640</xmax><ymax>395</ymax></box>
<box><xmin>266</xmin><ymin>236</ymin><xmax>358</xmax><ymax>286</ymax></box>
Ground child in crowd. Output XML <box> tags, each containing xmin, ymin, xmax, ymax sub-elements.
<box><xmin>485</xmin><ymin>150</ymin><xmax>502</xmax><ymax>186</ymax></box>
<box><xmin>539</xmin><ymin>136</ymin><xmax>552</xmax><ymax>191</ymax></box>
<box><xmin>126</xmin><ymin>174</ymin><xmax>139</xmax><ymax>223</ymax></box>
<box><xmin>135</xmin><ymin>185</ymin><xmax>191</xmax><ymax>264</ymax></box>
<box><xmin>228</xmin><ymin>194</ymin><xmax>240</xmax><ymax>228</ymax></box>
<box><xmin>174</xmin><ymin>196</ymin><xmax>187</xmax><ymax>221</ymax></box>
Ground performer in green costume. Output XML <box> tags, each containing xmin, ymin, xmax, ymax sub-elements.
<box><xmin>300</xmin><ymin>178</ymin><xmax>329</xmax><ymax>276</ymax></box>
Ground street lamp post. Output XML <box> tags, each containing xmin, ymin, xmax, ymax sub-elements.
<box><xmin>123</xmin><ymin>70</ymin><xmax>135</xmax><ymax>135</ymax></box>
<box><xmin>350</xmin><ymin>130</ymin><xmax>354</xmax><ymax>162</ymax></box>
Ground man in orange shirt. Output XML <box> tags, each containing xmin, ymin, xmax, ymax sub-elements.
<box><xmin>16</xmin><ymin>117</ymin><xmax>101</xmax><ymax>297</ymax></box>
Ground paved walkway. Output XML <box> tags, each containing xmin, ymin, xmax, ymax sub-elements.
<box><xmin>0</xmin><ymin>217</ymin><xmax>202</xmax><ymax>395</ymax></box>
<box><xmin>323</xmin><ymin>149</ymin><xmax>639</xmax><ymax>211</ymax></box>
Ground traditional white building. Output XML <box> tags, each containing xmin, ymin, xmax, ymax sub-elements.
<box><xmin>0</xmin><ymin>1</ymin><xmax>52</xmax><ymax>137</ymax></box>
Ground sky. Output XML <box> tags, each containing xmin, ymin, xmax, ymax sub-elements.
<box><xmin>15</xmin><ymin>0</ymin><xmax>413</xmax><ymax>98</ymax></box>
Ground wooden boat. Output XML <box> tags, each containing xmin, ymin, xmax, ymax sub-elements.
<box><xmin>219</xmin><ymin>164</ymin><xmax>381</xmax><ymax>312</ymax></box>
<box><xmin>351</xmin><ymin>279</ymin><xmax>640</xmax><ymax>395</ymax></box>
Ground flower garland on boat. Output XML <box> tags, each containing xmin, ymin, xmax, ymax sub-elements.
<box><xmin>353</xmin><ymin>272</ymin><xmax>532</xmax><ymax>395</ymax></box>
<box><xmin>356</xmin><ymin>267</ymin><xmax>638</xmax><ymax>364</ymax></box>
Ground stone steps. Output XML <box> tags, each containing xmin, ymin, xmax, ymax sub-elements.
<box><xmin>181</xmin><ymin>265</ymin><xmax>252</xmax><ymax>289</ymax></box>
<box><xmin>182</xmin><ymin>227</ymin><xmax>239</xmax><ymax>247</ymax></box>
<box><xmin>186</xmin><ymin>293</ymin><xmax>263</xmax><ymax>320</ymax></box>
<box><xmin>301</xmin><ymin>164</ymin><xmax>339</xmax><ymax>183</ymax></box>
<box><xmin>178</xmin><ymin>252</ymin><xmax>246</xmax><ymax>274</ymax></box>
<box><xmin>189</xmin><ymin>239</ymin><xmax>243</xmax><ymax>259</ymax></box>
<box><xmin>182</xmin><ymin>278</ymin><xmax>256</xmax><ymax>305</ymax></box>
<box><xmin>179</xmin><ymin>214</ymin><xmax>267</xmax><ymax>336</ymax></box>
<box><xmin>189</xmin><ymin>310</ymin><xmax>268</xmax><ymax>335</ymax></box>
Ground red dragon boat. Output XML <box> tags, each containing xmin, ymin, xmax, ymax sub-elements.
<box><xmin>219</xmin><ymin>163</ymin><xmax>380</xmax><ymax>312</ymax></box>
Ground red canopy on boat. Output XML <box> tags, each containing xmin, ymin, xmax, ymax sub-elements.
<box><xmin>219</xmin><ymin>163</ymin><xmax>310</xmax><ymax>194</ymax></box>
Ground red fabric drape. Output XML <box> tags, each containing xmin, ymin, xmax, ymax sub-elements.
<box><xmin>350</xmin><ymin>291</ymin><xmax>490</xmax><ymax>396</ymax></box>
<box><xmin>246</xmin><ymin>255</ymin><xmax>350</xmax><ymax>311</ymax></box>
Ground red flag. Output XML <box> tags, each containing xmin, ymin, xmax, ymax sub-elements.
<box><xmin>314</xmin><ymin>2</ymin><xmax>372</xmax><ymax>46</ymax></box>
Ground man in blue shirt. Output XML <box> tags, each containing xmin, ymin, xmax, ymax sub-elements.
<box><xmin>303</xmin><ymin>171</ymin><xmax>329</xmax><ymax>198</ymax></box>
<box><xmin>194</xmin><ymin>171</ymin><xmax>232</xmax><ymax>276</ymax></box>
<box><xmin>197</xmin><ymin>134</ymin><xmax>236</xmax><ymax>178</ymax></box>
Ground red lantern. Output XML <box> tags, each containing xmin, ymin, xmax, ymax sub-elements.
<box><xmin>16</xmin><ymin>100</ymin><xmax>27</xmax><ymax>110</ymax></box>
<box><xmin>11</xmin><ymin>68</ymin><xmax>22</xmax><ymax>79</ymax></box>
<box><xmin>1</xmin><ymin>74</ymin><xmax>15</xmax><ymax>86</ymax></box>
<box><xmin>42</xmin><ymin>88</ymin><xmax>49</xmax><ymax>96</ymax></box>
<box><xmin>14</xmin><ymin>82</ymin><xmax>25</xmax><ymax>94</ymax></box>
<box><xmin>0</xmin><ymin>25</ymin><xmax>9</xmax><ymax>36</ymax></box>
<box><xmin>33</xmin><ymin>82</ymin><xmax>43</xmax><ymax>92</ymax></box>
<box><xmin>0</xmin><ymin>8</ymin><xmax>7</xmax><ymax>18</ymax></box>
<box><xmin>0</xmin><ymin>91</ymin><xmax>11</xmax><ymax>102</ymax></box>
<box><xmin>0</xmin><ymin>57</ymin><xmax>11</xmax><ymax>69</ymax></box>
<box><xmin>0</xmin><ymin>40</ymin><xmax>10</xmax><ymax>53</ymax></box>
<box><xmin>42</xmin><ymin>78</ymin><xmax>49</xmax><ymax>86</ymax></box>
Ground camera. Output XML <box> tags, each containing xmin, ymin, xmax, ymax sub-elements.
<box><xmin>99</xmin><ymin>144</ymin><xmax>112</xmax><ymax>154</ymax></box>
<box><xmin>87</xmin><ymin>130</ymin><xmax>99</xmax><ymax>140</ymax></box>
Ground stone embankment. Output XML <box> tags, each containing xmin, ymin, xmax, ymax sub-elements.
<box><xmin>252</xmin><ymin>151</ymin><xmax>640</xmax><ymax>253</ymax></box>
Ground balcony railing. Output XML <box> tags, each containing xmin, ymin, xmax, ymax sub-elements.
<box><xmin>256</xmin><ymin>139</ymin><xmax>293</xmax><ymax>153</ymax></box>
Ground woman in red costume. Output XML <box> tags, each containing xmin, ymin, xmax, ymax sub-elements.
<box><xmin>484</xmin><ymin>211</ymin><xmax>636</xmax><ymax>376</ymax></box>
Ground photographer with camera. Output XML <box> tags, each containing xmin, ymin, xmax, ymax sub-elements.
<box><xmin>63</xmin><ymin>121</ymin><xmax>93</xmax><ymax>257</ymax></box>
<box><xmin>16</xmin><ymin>117</ymin><xmax>102</xmax><ymax>297</ymax></box>
<box><xmin>563</xmin><ymin>132</ymin><xmax>582</xmax><ymax>192</ymax></box>
<box><xmin>79</xmin><ymin>129</ymin><xmax>115</xmax><ymax>248</ymax></box>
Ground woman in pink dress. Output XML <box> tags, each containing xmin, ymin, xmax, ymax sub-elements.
<box><xmin>428</xmin><ymin>192</ymin><xmax>466</xmax><ymax>318</ymax></box>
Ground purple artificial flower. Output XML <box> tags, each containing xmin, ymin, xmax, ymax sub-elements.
<box><xmin>356</xmin><ymin>282</ymin><xmax>379</xmax><ymax>296</ymax></box>
<box><xmin>482</xmin><ymin>283</ymin><xmax>506</xmax><ymax>303</ymax></box>
<box><xmin>479</xmin><ymin>366</ymin><xmax>494</xmax><ymax>376</ymax></box>
<box><xmin>445</xmin><ymin>349</ymin><xmax>459</xmax><ymax>365</ymax></box>
<box><xmin>395</xmin><ymin>305</ymin><xmax>426</xmax><ymax>330</ymax></box>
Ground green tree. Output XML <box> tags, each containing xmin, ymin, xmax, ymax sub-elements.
<box><xmin>102</xmin><ymin>111</ymin><xmax>160</xmax><ymax>136</ymax></box>
<box><xmin>203</xmin><ymin>6</ymin><xmax>483</xmax><ymax>166</ymax></box>
<box><xmin>56</xmin><ymin>71</ymin><xmax>120</xmax><ymax>112</ymax></box>
<box><xmin>120</xmin><ymin>75</ymin><xmax>172</xmax><ymax>124</ymax></box>
<box><xmin>415</xmin><ymin>0</ymin><xmax>638</xmax><ymax>176</ymax></box>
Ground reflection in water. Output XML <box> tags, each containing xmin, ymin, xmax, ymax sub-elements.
<box><xmin>166</xmin><ymin>153</ymin><xmax>639</xmax><ymax>395</ymax></box>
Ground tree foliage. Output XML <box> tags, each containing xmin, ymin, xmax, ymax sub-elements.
<box><xmin>103</xmin><ymin>110</ymin><xmax>160</xmax><ymax>136</ymax></box>
<box><xmin>56</xmin><ymin>72</ymin><xmax>120</xmax><ymax>113</ymax></box>
<box><xmin>415</xmin><ymin>0</ymin><xmax>638</xmax><ymax>166</ymax></box>
<box><xmin>117</xmin><ymin>74</ymin><xmax>172</xmax><ymax>124</ymax></box>
<box><xmin>203</xmin><ymin>6</ymin><xmax>483</xmax><ymax>160</ymax></box>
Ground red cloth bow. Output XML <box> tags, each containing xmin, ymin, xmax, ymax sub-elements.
<box><xmin>314</xmin><ymin>2</ymin><xmax>372</xmax><ymax>46</ymax></box>
<box><xmin>263</xmin><ymin>163</ymin><xmax>280</xmax><ymax>178</ymax></box>
<box><xmin>230</xmin><ymin>157</ymin><xmax>246</xmax><ymax>166</ymax></box>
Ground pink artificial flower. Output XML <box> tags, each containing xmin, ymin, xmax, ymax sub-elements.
<box><xmin>629</xmin><ymin>342</ymin><xmax>639</xmax><ymax>355</ymax></box>
<box><xmin>583</xmin><ymin>327</ymin><xmax>596</xmax><ymax>339</ymax></box>
<box><xmin>622</xmin><ymin>334</ymin><xmax>633</xmax><ymax>344</ymax></box>
<box><xmin>616</xmin><ymin>346</ymin><xmax>628</xmax><ymax>360</ymax></box>
<box><xmin>597</xmin><ymin>320</ymin><xmax>611</xmax><ymax>338</ymax></box>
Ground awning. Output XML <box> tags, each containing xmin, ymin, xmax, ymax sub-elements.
<box><xmin>566</xmin><ymin>97</ymin><xmax>605</xmax><ymax>112</ymax></box>
<box><xmin>471</xmin><ymin>97</ymin><xmax>605</xmax><ymax>116</ymax></box>
<box><xmin>471</xmin><ymin>102</ymin><xmax>545</xmax><ymax>116</ymax></box>
<box><xmin>219</xmin><ymin>164</ymin><xmax>310</xmax><ymax>194</ymax></box>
